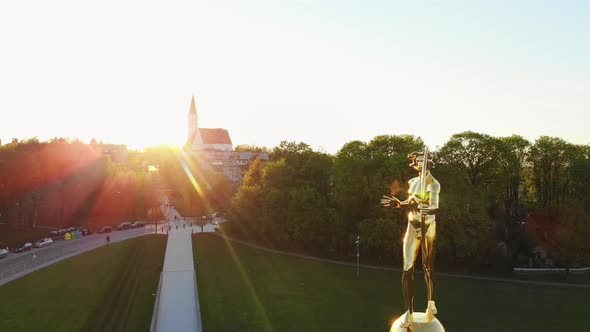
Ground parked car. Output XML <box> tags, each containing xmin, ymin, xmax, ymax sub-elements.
<box><xmin>50</xmin><ymin>229</ymin><xmax>68</xmax><ymax>240</ymax></box>
<box><xmin>34</xmin><ymin>238</ymin><xmax>53</xmax><ymax>248</ymax></box>
<box><xmin>98</xmin><ymin>226</ymin><xmax>113</xmax><ymax>233</ymax></box>
<box><xmin>13</xmin><ymin>242</ymin><xmax>33</xmax><ymax>253</ymax></box>
<box><xmin>75</xmin><ymin>226</ymin><xmax>92</xmax><ymax>236</ymax></box>
<box><xmin>131</xmin><ymin>221</ymin><xmax>146</xmax><ymax>228</ymax></box>
<box><xmin>116</xmin><ymin>222</ymin><xmax>132</xmax><ymax>231</ymax></box>
<box><xmin>0</xmin><ymin>248</ymin><xmax>8</xmax><ymax>259</ymax></box>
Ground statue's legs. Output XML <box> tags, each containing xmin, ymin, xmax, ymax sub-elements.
<box><xmin>401</xmin><ymin>222</ymin><xmax>421</xmax><ymax>327</ymax></box>
<box><xmin>422</xmin><ymin>222</ymin><xmax>436</xmax><ymax>301</ymax></box>
<box><xmin>422</xmin><ymin>222</ymin><xmax>437</xmax><ymax>321</ymax></box>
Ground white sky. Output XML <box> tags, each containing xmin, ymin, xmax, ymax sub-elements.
<box><xmin>1</xmin><ymin>0</ymin><xmax>589</xmax><ymax>152</ymax></box>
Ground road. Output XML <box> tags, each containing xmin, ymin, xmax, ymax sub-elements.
<box><xmin>0</xmin><ymin>225</ymin><xmax>159</xmax><ymax>286</ymax></box>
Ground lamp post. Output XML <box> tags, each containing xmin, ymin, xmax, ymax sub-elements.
<box><xmin>355</xmin><ymin>235</ymin><xmax>360</xmax><ymax>277</ymax></box>
<box><xmin>16</xmin><ymin>202</ymin><xmax>20</xmax><ymax>225</ymax></box>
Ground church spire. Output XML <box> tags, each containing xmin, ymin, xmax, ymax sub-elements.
<box><xmin>189</xmin><ymin>95</ymin><xmax>197</xmax><ymax>114</ymax></box>
<box><xmin>188</xmin><ymin>96</ymin><xmax>199</xmax><ymax>142</ymax></box>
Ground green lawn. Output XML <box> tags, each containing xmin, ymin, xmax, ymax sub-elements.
<box><xmin>194</xmin><ymin>233</ymin><xmax>590</xmax><ymax>332</ymax></box>
<box><xmin>0</xmin><ymin>235</ymin><xmax>167</xmax><ymax>332</ymax></box>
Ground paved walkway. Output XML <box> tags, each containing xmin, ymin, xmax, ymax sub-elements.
<box><xmin>153</xmin><ymin>223</ymin><xmax>203</xmax><ymax>332</ymax></box>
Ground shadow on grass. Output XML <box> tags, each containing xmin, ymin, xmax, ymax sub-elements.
<box><xmin>193</xmin><ymin>233</ymin><xmax>590</xmax><ymax>332</ymax></box>
<box><xmin>0</xmin><ymin>235</ymin><xmax>167</xmax><ymax>332</ymax></box>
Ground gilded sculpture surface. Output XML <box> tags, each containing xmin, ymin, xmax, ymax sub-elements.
<box><xmin>381</xmin><ymin>148</ymin><xmax>444</xmax><ymax>331</ymax></box>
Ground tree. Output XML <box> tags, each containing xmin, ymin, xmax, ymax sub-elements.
<box><xmin>434</xmin><ymin>163</ymin><xmax>494</xmax><ymax>266</ymax></box>
<box><xmin>568</xmin><ymin>145</ymin><xmax>590</xmax><ymax>212</ymax></box>
<box><xmin>496</xmin><ymin>135</ymin><xmax>530</xmax><ymax>223</ymax></box>
<box><xmin>234</xmin><ymin>144</ymin><xmax>270</xmax><ymax>153</ymax></box>
<box><xmin>242</xmin><ymin>157</ymin><xmax>264</xmax><ymax>187</ymax></box>
<box><xmin>228</xmin><ymin>185</ymin><xmax>265</xmax><ymax>238</ymax></box>
<box><xmin>270</xmin><ymin>141</ymin><xmax>312</xmax><ymax>162</ymax></box>
<box><xmin>525</xmin><ymin>199</ymin><xmax>590</xmax><ymax>277</ymax></box>
<box><xmin>367</xmin><ymin>134</ymin><xmax>424</xmax><ymax>158</ymax></box>
<box><xmin>332</xmin><ymin>135</ymin><xmax>423</xmax><ymax>253</ymax></box>
<box><xmin>437</xmin><ymin>131</ymin><xmax>499</xmax><ymax>188</ymax></box>
<box><xmin>527</xmin><ymin>137</ymin><xmax>578</xmax><ymax>207</ymax></box>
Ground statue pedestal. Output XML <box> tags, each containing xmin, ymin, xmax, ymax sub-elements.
<box><xmin>390</xmin><ymin>312</ymin><xmax>445</xmax><ymax>332</ymax></box>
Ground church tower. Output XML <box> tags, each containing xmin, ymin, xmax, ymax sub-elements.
<box><xmin>186</xmin><ymin>95</ymin><xmax>232</xmax><ymax>152</ymax></box>
<box><xmin>188</xmin><ymin>96</ymin><xmax>198</xmax><ymax>140</ymax></box>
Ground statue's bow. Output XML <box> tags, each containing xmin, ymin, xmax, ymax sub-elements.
<box><xmin>420</xmin><ymin>146</ymin><xmax>429</xmax><ymax>212</ymax></box>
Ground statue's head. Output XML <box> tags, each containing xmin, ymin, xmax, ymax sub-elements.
<box><xmin>408</xmin><ymin>151</ymin><xmax>434</xmax><ymax>171</ymax></box>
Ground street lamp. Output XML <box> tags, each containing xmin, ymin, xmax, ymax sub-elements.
<box><xmin>15</xmin><ymin>202</ymin><xmax>20</xmax><ymax>225</ymax></box>
<box><xmin>355</xmin><ymin>235</ymin><xmax>360</xmax><ymax>277</ymax></box>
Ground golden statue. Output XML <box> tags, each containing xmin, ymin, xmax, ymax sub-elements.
<box><xmin>382</xmin><ymin>148</ymin><xmax>444</xmax><ymax>331</ymax></box>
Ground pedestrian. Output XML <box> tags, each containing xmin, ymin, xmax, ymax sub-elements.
<box><xmin>106</xmin><ymin>235</ymin><xmax>110</xmax><ymax>244</ymax></box>
<box><xmin>183</xmin><ymin>223</ymin><xmax>185</xmax><ymax>229</ymax></box>
<box><xmin>176</xmin><ymin>224</ymin><xmax>178</xmax><ymax>230</ymax></box>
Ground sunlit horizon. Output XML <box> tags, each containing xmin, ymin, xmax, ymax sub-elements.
<box><xmin>1</xmin><ymin>1</ymin><xmax>589</xmax><ymax>153</ymax></box>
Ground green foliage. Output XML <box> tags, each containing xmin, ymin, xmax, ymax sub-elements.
<box><xmin>0</xmin><ymin>224</ymin><xmax>54</xmax><ymax>248</ymax></box>
<box><xmin>437</xmin><ymin>131</ymin><xmax>499</xmax><ymax>188</ymax></box>
<box><xmin>227</xmin><ymin>133</ymin><xmax>590</xmax><ymax>271</ymax></box>
<box><xmin>435</xmin><ymin>164</ymin><xmax>493</xmax><ymax>263</ymax></box>
<box><xmin>144</xmin><ymin>146</ymin><xmax>234</xmax><ymax>218</ymax></box>
<box><xmin>570</xmin><ymin>146</ymin><xmax>590</xmax><ymax>212</ymax></box>
<box><xmin>494</xmin><ymin>135</ymin><xmax>530</xmax><ymax>228</ymax></box>
<box><xmin>234</xmin><ymin>144</ymin><xmax>270</xmax><ymax>153</ymax></box>
<box><xmin>242</xmin><ymin>157</ymin><xmax>264</xmax><ymax>187</ymax></box>
<box><xmin>229</xmin><ymin>143</ymin><xmax>336</xmax><ymax>251</ymax></box>
<box><xmin>526</xmin><ymin>199</ymin><xmax>590</xmax><ymax>270</ymax></box>
<box><xmin>527</xmin><ymin>136</ymin><xmax>578</xmax><ymax>207</ymax></box>
<box><xmin>4</xmin><ymin>132</ymin><xmax>589</xmax><ymax>271</ymax></box>
<box><xmin>0</xmin><ymin>140</ymin><xmax>233</xmax><ymax>229</ymax></box>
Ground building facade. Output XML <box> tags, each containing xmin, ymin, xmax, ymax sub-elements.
<box><xmin>184</xmin><ymin>96</ymin><xmax>269</xmax><ymax>184</ymax></box>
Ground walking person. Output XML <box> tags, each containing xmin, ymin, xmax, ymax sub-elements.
<box><xmin>106</xmin><ymin>235</ymin><xmax>110</xmax><ymax>244</ymax></box>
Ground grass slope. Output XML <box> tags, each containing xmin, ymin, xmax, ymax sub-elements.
<box><xmin>193</xmin><ymin>233</ymin><xmax>590</xmax><ymax>332</ymax></box>
<box><xmin>0</xmin><ymin>235</ymin><xmax>167</xmax><ymax>332</ymax></box>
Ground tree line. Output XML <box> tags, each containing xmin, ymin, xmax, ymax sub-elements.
<box><xmin>227</xmin><ymin>133</ymin><xmax>590</xmax><ymax>272</ymax></box>
<box><xmin>2</xmin><ymin>133</ymin><xmax>588</xmax><ymax>272</ymax></box>
<box><xmin>0</xmin><ymin>140</ymin><xmax>233</xmax><ymax>230</ymax></box>
<box><xmin>0</xmin><ymin>138</ymin><xmax>164</xmax><ymax>229</ymax></box>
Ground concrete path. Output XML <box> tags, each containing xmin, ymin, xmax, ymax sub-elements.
<box><xmin>153</xmin><ymin>223</ymin><xmax>203</xmax><ymax>332</ymax></box>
